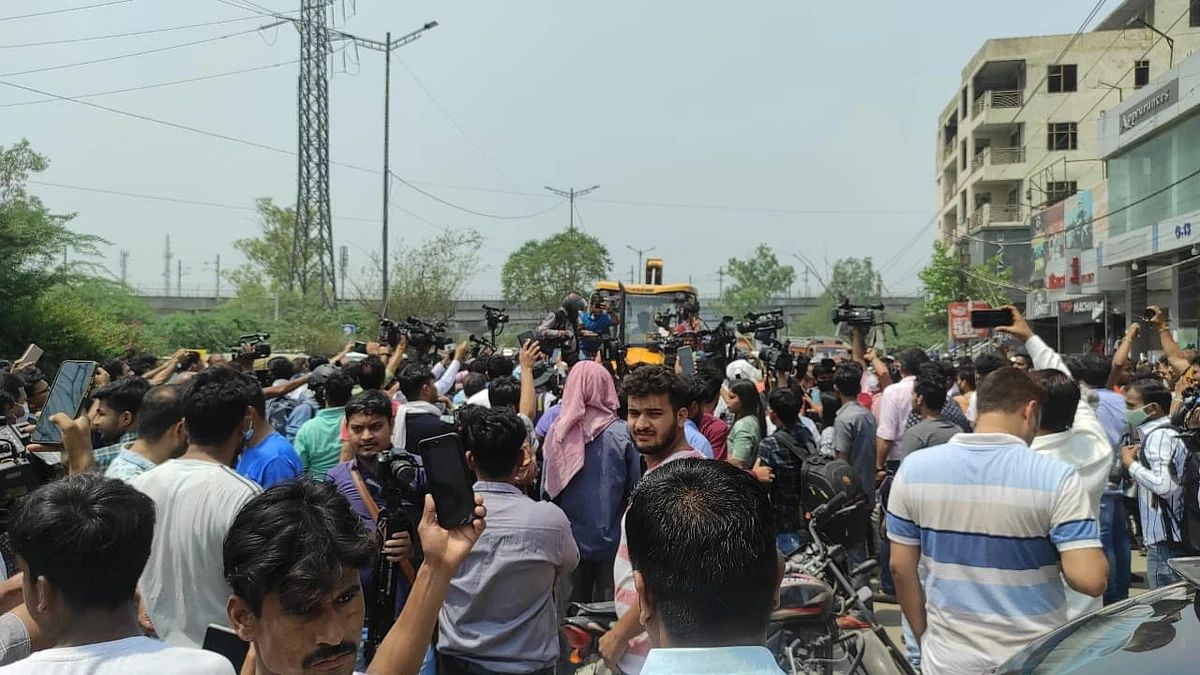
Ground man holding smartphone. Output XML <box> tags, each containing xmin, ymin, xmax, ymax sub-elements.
<box><xmin>438</xmin><ymin>407</ymin><xmax>578</xmax><ymax>675</ymax></box>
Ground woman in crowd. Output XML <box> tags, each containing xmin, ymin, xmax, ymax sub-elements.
<box><xmin>725</xmin><ymin>380</ymin><xmax>765</xmax><ymax>469</ymax></box>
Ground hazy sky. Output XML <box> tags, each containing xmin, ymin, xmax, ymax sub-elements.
<box><xmin>2</xmin><ymin>0</ymin><xmax>1104</xmax><ymax>298</ymax></box>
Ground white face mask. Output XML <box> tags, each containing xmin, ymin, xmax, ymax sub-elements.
<box><xmin>868</xmin><ymin>376</ymin><xmax>880</xmax><ymax>392</ymax></box>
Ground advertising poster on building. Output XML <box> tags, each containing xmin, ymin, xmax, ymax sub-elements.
<box><xmin>1030</xmin><ymin>210</ymin><xmax>1046</xmax><ymax>282</ymax></box>
<box><xmin>948</xmin><ymin>302</ymin><xmax>990</xmax><ymax>342</ymax></box>
<box><xmin>1043</xmin><ymin>202</ymin><xmax>1067</xmax><ymax>287</ymax></box>
<box><xmin>1065</xmin><ymin>190</ymin><xmax>1093</xmax><ymax>250</ymax></box>
<box><xmin>1091</xmin><ymin>182</ymin><xmax>1109</xmax><ymax>246</ymax></box>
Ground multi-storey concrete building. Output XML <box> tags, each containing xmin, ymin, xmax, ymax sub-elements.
<box><xmin>935</xmin><ymin>0</ymin><xmax>1200</xmax><ymax>287</ymax></box>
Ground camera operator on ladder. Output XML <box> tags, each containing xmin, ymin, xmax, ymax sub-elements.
<box><xmin>537</xmin><ymin>293</ymin><xmax>586</xmax><ymax>365</ymax></box>
<box><xmin>580</xmin><ymin>294</ymin><xmax>620</xmax><ymax>361</ymax></box>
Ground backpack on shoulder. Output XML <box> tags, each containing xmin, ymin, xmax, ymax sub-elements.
<box><xmin>266</xmin><ymin>395</ymin><xmax>301</xmax><ymax>437</ymax></box>
<box><xmin>775</xmin><ymin>429</ymin><xmax>866</xmax><ymax>544</ymax></box>
<box><xmin>1143</xmin><ymin>427</ymin><xmax>1200</xmax><ymax>554</ymax></box>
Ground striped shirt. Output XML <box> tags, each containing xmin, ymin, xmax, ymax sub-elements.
<box><xmin>886</xmin><ymin>433</ymin><xmax>1100</xmax><ymax>675</ymax></box>
<box><xmin>1128</xmin><ymin>417</ymin><xmax>1186</xmax><ymax>547</ymax></box>
<box><xmin>612</xmin><ymin>448</ymin><xmax>706</xmax><ymax>675</ymax></box>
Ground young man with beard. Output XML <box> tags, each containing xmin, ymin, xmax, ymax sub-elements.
<box><xmin>599</xmin><ymin>365</ymin><xmax>706</xmax><ymax>675</ymax></box>
<box><xmin>89</xmin><ymin>377</ymin><xmax>153</xmax><ymax>472</ymax></box>
<box><xmin>130</xmin><ymin>368</ymin><xmax>262</xmax><ymax>649</ymax></box>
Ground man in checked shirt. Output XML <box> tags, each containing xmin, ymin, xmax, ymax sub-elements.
<box><xmin>1120</xmin><ymin>377</ymin><xmax>1189</xmax><ymax>588</ymax></box>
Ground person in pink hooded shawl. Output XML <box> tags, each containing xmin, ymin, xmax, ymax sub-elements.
<box><xmin>542</xmin><ymin>361</ymin><xmax>642</xmax><ymax>604</ymax></box>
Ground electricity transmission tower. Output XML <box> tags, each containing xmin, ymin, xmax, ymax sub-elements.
<box><xmin>291</xmin><ymin>0</ymin><xmax>337</xmax><ymax>308</ymax></box>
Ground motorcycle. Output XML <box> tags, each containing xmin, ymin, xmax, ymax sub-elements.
<box><xmin>561</xmin><ymin>601</ymin><xmax>618</xmax><ymax>673</ymax></box>
<box><xmin>769</xmin><ymin>492</ymin><xmax>917</xmax><ymax>675</ymax></box>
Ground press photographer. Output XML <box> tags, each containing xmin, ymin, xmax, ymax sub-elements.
<box><xmin>326</xmin><ymin>390</ymin><xmax>424</xmax><ymax>666</ymax></box>
<box><xmin>536</xmin><ymin>293</ymin><xmax>586</xmax><ymax>364</ymax></box>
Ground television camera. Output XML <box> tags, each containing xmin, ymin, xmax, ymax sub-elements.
<box><xmin>0</xmin><ymin>418</ymin><xmax>64</xmax><ymax>531</ymax></box>
<box><xmin>379</xmin><ymin>317</ymin><xmax>453</xmax><ymax>360</ymax></box>
<box><xmin>482</xmin><ymin>304</ymin><xmax>510</xmax><ymax>345</ymax></box>
<box><xmin>736</xmin><ymin>309</ymin><xmax>796</xmax><ymax>374</ymax></box>
<box><xmin>232</xmin><ymin>332</ymin><xmax>271</xmax><ymax>361</ymax></box>
<box><xmin>830</xmin><ymin>298</ymin><xmax>897</xmax><ymax>340</ymax></box>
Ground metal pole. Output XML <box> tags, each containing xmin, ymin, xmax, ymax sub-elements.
<box><xmin>568</xmin><ymin>188</ymin><xmax>575</xmax><ymax>230</ymax></box>
<box><xmin>177</xmin><ymin>259</ymin><xmax>182</xmax><ymax>297</ymax></box>
<box><xmin>381</xmin><ymin>32</ymin><xmax>391</xmax><ymax>312</ymax></box>
<box><xmin>216</xmin><ymin>255</ymin><xmax>221</xmax><ymax>298</ymax></box>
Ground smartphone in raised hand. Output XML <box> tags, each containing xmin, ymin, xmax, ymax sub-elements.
<box><xmin>30</xmin><ymin>361</ymin><xmax>98</xmax><ymax>444</ymax></box>
<box><xmin>417</xmin><ymin>432</ymin><xmax>475</xmax><ymax>528</ymax></box>
<box><xmin>970</xmin><ymin>308</ymin><xmax>1015</xmax><ymax>329</ymax></box>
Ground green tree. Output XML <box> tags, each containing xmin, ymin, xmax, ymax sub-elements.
<box><xmin>718</xmin><ymin>244</ymin><xmax>796</xmax><ymax>319</ymax></box>
<box><xmin>350</xmin><ymin>228</ymin><xmax>484</xmax><ymax>321</ymax></box>
<box><xmin>918</xmin><ymin>240</ymin><xmax>1013</xmax><ymax>324</ymax></box>
<box><xmin>0</xmin><ymin>140</ymin><xmax>142</xmax><ymax>368</ymax></box>
<box><xmin>228</xmin><ymin>198</ymin><xmax>306</xmax><ymax>295</ymax></box>
<box><xmin>502</xmin><ymin>229</ymin><xmax>613</xmax><ymax>311</ymax></box>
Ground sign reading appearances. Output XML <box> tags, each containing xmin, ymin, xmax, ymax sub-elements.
<box><xmin>948</xmin><ymin>302</ymin><xmax>990</xmax><ymax>341</ymax></box>
<box><xmin>1120</xmin><ymin>79</ymin><xmax>1178</xmax><ymax>134</ymax></box>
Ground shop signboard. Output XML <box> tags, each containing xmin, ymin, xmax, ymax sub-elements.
<box><xmin>1100</xmin><ymin>225</ymin><xmax>1156</xmax><ymax>267</ymax></box>
<box><xmin>1152</xmin><ymin>207</ymin><xmax>1200</xmax><ymax>253</ymax></box>
<box><xmin>948</xmin><ymin>302</ymin><xmax>990</xmax><ymax>341</ymax></box>
<box><xmin>1026</xmin><ymin>292</ymin><xmax>1056</xmax><ymax>320</ymax></box>
<box><xmin>1057</xmin><ymin>297</ymin><xmax>1105</xmax><ymax>326</ymax></box>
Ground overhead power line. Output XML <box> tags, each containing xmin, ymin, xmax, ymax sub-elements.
<box><xmin>0</xmin><ymin>15</ymin><xmax>259</xmax><ymax>48</ymax></box>
<box><xmin>582</xmin><ymin>195</ymin><xmax>928</xmax><ymax>216</ymax></box>
<box><xmin>391</xmin><ymin>172</ymin><xmax>566</xmax><ymax>220</ymax></box>
<box><xmin>26</xmin><ymin>178</ymin><xmax>381</xmax><ymax>223</ymax></box>
<box><xmin>0</xmin><ymin>0</ymin><xmax>133</xmax><ymax>22</ymax></box>
<box><xmin>0</xmin><ymin>25</ymin><xmax>275</xmax><ymax>78</ymax></box>
<box><xmin>0</xmin><ymin>59</ymin><xmax>299</xmax><ymax>107</ymax></box>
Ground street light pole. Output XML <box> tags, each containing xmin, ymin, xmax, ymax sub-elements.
<box><xmin>544</xmin><ymin>184</ymin><xmax>600</xmax><ymax>230</ymax></box>
<box><xmin>626</xmin><ymin>245</ymin><xmax>656</xmax><ymax>281</ymax></box>
<box><xmin>332</xmin><ymin>21</ymin><xmax>438</xmax><ymax>313</ymax></box>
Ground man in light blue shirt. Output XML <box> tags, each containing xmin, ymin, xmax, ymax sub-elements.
<box><xmin>104</xmin><ymin>384</ymin><xmax>188</xmax><ymax>483</ymax></box>
<box><xmin>683</xmin><ymin>376</ymin><xmax>714</xmax><ymax>459</ymax></box>
<box><xmin>624</xmin><ymin>458</ymin><xmax>784</xmax><ymax>675</ymax></box>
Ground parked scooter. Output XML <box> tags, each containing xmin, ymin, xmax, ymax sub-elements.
<box><xmin>561</xmin><ymin>601</ymin><xmax>618</xmax><ymax>673</ymax></box>
<box><xmin>769</xmin><ymin>492</ymin><xmax>916</xmax><ymax>675</ymax></box>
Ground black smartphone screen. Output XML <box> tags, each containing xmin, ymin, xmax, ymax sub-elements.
<box><xmin>31</xmin><ymin>361</ymin><xmax>97</xmax><ymax>444</ymax></box>
<box><xmin>970</xmin><ymin>309</ymin><xmax>1015</xmax><ymax>329</ymax></box>
<box><xmin>678</xmin><ymin>346</ymin><xmax>695</xmax><ymax>376</ymax></box>
<box><xmin>418</xmin><ymin>432</ymin><xmax>475</xmax><ymax>528</ymax></box>
<box><xmin>202</xmin><ymin>623</ymin><xmax>249</xmax><ymax>671</ymax></box>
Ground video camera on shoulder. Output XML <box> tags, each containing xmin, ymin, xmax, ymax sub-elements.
<box><xmin>233</xmin><ymin>332</ymin><xmax>271</xmax><ymax>360</ymax></box>
<box><xmin>831</xmin><ymin>297</ymin><xmax>897</xmax><ymax>337</ymax></box>
<box><xmin>736</xmin><ymin>309</ymin><xmax>786</xmax><ymax>336</ymax></box>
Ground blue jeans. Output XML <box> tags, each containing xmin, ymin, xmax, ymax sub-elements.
<box><xmin>1146</xmin><ymin>542</ymin><xmax>1187</xmax><ymax>589</ymax></box>
<box><xmin>1099</xmin><ymin>493</ymin><xmax>1131</xmax><ymax>604</ymax></box>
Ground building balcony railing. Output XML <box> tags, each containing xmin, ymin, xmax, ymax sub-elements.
<box><xmin>969</xmin><ymin>146</ymin><xmax>1026</xmax><ymax>173</ymax></box>
<box><xmin>970</xmin><ymin>202</ymin><xmax>1023</xmax><ymax>230</ymax></box>
<box><xmin>972</xmin><ymin>89</ymin><xmax>1023</xmax><ymax>118</ymax></box>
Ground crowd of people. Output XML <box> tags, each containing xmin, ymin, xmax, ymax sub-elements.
<box><xmin>0</xmin><ymin>297</ymin><xmax>1197</xmax><ymax>675</ymax></box>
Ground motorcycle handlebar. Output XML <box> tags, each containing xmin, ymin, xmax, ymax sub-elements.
<box><xmin>811</xmin><ymin>491</ymin><xmax>851</xmax><ymax>521</ymax></box>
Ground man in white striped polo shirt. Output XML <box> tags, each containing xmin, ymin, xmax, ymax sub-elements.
<box><xmin>887</xmin><ymin>366</ymin><xmax>1108</xmax><ymax>675</ymax></box>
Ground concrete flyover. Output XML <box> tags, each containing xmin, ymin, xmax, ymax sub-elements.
<box><xmin>137</xmin><ymin>290</ymin><xmax>920</xmax><ymax>340</ymax></box>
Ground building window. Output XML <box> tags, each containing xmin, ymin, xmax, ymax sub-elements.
<box><xmin>1045</xmin><ymin>181</ymin><xmax>1077</xmax><ymax>206</ymax></box>
<box><xmin>1048</xmin><ymin>122</ymin><xmax>1078</xmax><ymax>151</ymax></box>
<box><xmin>1048</xmin><ymin>64</ymin><xmax>1078</xmax><ymax>93</ymax></box>
<box><xmin>1135</xmin><ymin>60</ymin><xmax>1150</xmax><ymax>88</ymax></box>
<box><xmin>1192</xmin><ymin>0</ymin><xmax>1200</xmax><ymax>27</ymax></box>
